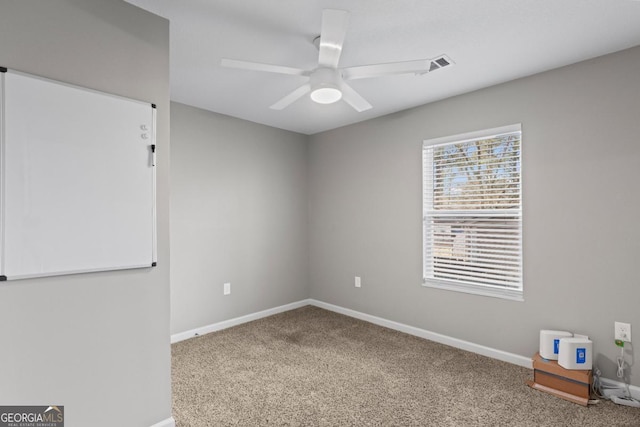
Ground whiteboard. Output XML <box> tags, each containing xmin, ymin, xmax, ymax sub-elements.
<box><xmin>0</xmin><ymin>69</ymin><xmax>156</xmax><ymax>280</ymax></box>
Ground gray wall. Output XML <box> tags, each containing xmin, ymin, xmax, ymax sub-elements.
<box><xmin>170</xmin><ymin>102</ymin><xmax>308</xmax><ymax>335</ymax></box>
<box><xmin>308</xmin><ymin>46</ymin><xmax>640</xmax><ymax>386</ymax></box>
<box><xmin>0</xmin><ymin>1</ymin><xmax>172</xmax><ymax>426</ymax></box>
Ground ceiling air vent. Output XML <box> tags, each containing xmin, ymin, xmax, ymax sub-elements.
<box><xmin>427</xmin><ymin>55</ymin><xmax>454</xmax><ymax>73</ymax></box>
<box><xmin>435</xmin><ymin>57</ymin><xmax>451</xmax><ymax>67</ymax></box>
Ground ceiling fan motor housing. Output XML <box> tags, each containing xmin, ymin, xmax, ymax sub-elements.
<box><xmin>310</xmin><ymin>67</ymin><xmax>343</xmax><ymax>104</ymax></box>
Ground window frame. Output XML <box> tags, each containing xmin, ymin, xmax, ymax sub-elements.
<box><xmin>422</xmin><ymin>124</ymin><xmax>523</xmax><ymax>301</ymax></box>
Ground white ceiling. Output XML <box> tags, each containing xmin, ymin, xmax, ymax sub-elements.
<box><xmin>125</xmin><ymin>0</ymin><xmax>640</xmax><ymax>135</ymax></box>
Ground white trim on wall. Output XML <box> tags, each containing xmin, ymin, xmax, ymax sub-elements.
<box><xmin>170</xmin><ymin>298</ymin><xmax>640</xmax><ymax>398</ymax></box>
<box><xmin>150</xmin><ymin>416</ymin><xmax>175</xmax><ymax>427</ymax></box>
<box><xmin>172</xmin><ymin>298</ymin><xmax>531</xmax><ymax>368</ymax></box>
<box><xmin>600</xmin><ymin>377</ymin><xmax>640</xmax><ymax>401</ymax></box>
<box><xmin>308</xmin><ymin>299</ymin><xmax>532</xmax><ymax>369</ymax></box>
<box><xmin>170</xmin><ymin>300</ymin><xmax>311</xmax><ymax>343</ymax></box>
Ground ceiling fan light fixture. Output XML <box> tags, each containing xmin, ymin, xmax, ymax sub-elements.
<box><xmin>309</xmin><ymin>67</ymin><xmax>343</xmax><ymax>104</ymax></box>
<box><xmin>310</xmin><ymin>85</ymin><xmax>342</xmax><ymax>104</ymax></box>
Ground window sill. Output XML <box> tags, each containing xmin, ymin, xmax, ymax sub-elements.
<box><xmin>423</xmin><ymin>279</ymin><xmax>524</xmax><ymax>302</ymax></box>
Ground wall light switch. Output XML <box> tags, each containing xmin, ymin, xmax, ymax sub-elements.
<box><xmin>223</xmin><ymin>282</ymin><xmax>231</xmax><ymax>295</ymax></box>
<box><xmin>355</xmin><ymin>276</ymin><xmax>361</xmax><ymax>288</ymax></box>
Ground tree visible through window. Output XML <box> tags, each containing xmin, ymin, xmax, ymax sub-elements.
<box><xmin>423</xmin><ymin>124</ymin><xmax>522</xmax><ymax>300</ymax></box>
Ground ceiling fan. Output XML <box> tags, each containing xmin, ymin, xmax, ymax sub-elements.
<box><xmin>221</xmin><ymin>9</ymin><xmax>453</xmax><ymax>112</ymax></box>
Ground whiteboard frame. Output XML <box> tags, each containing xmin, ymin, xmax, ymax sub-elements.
<box><xmin>0</xmin><ymin>68</ymin><xmax>157</xmax><ymax>281</ymax></box>
<box><xmin>0</xmin><ymin>69</ymin><xmax>5</xmax><ymax>277</ymax></box>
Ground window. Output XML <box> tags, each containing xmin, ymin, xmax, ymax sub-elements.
<box><xmin>422</xmin><ymin>124</ymin><xmax>522</xmax><ymax>300</ymax></box>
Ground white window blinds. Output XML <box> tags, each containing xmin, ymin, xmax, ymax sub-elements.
<box><xmin>423</xmin><ymin>124</ymin><xmax>522</xmax><ymax>300</ymax></box>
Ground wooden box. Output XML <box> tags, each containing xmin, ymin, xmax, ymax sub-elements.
<box><xmin>527</xmin><ymin>352</ymin><xmax>592</xmax><ymax>406</ymax></box>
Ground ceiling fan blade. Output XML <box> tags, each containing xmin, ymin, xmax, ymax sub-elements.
<box><xmin>221</xmin><ymin>58</ymin><xmax>308</xmax><ymax>76</ymax></box>
<box><xmin>270</xmin><ymin>83</ymin><xmax>311</xmax><ymax>110</ymax></box>
<box><xmin>342</xmin><ymin>59</ymin><xmax>432</xmax><ymax>80</ymax></box>
<box><xmin>318</xmin><ymin>9</ymin><xmax>350</xmax><ymax>69</ymax></box>
<box><xmin>340</xmin><ymin>82</ymin><xmax>372</xmax><ymax>112</ymax></box>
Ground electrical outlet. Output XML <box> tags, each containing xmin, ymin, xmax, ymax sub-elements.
<box><xmin>223</xmin><ymin>282</ymin><xmax>231</xmax><ymax>295</ymax></box>
<box><xmin>355</xmin><ymin>276</ymin><xmax>361</xmax><ymax>288</ymax></box>
<box><xmin>615</xmin><ymin>321</ymin><xmax>631</xmax><ymax>342</ymax></box>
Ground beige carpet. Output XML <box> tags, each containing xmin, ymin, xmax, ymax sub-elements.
<box><xmin>172</xmin><ymin>306</ymin><xmax>640</xmax><ymax>426</ymax></box>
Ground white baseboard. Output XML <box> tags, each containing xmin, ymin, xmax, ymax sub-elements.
<box><xmin>171</xmin><ymin>299</ymin><xmax>312</xmax><ymax>343</ymax></box>
<box><xmin>600</xmin><ymin>377</ymin><xmax>640</xmax><ymax>400</ymax></box>
<box><xmin>308</xmin><ymin>299</ymin><xmax>533</xmax><ymax>369</ymax></box>
<box><xmin>150</xmin><ymin>416</ymin><xmax>175</xmax><ymax>427</ymax></box>
<box><xmin>170</xmin><ymin>297</ymin><xmax>638</xmax><ymax>393</ymax></box>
